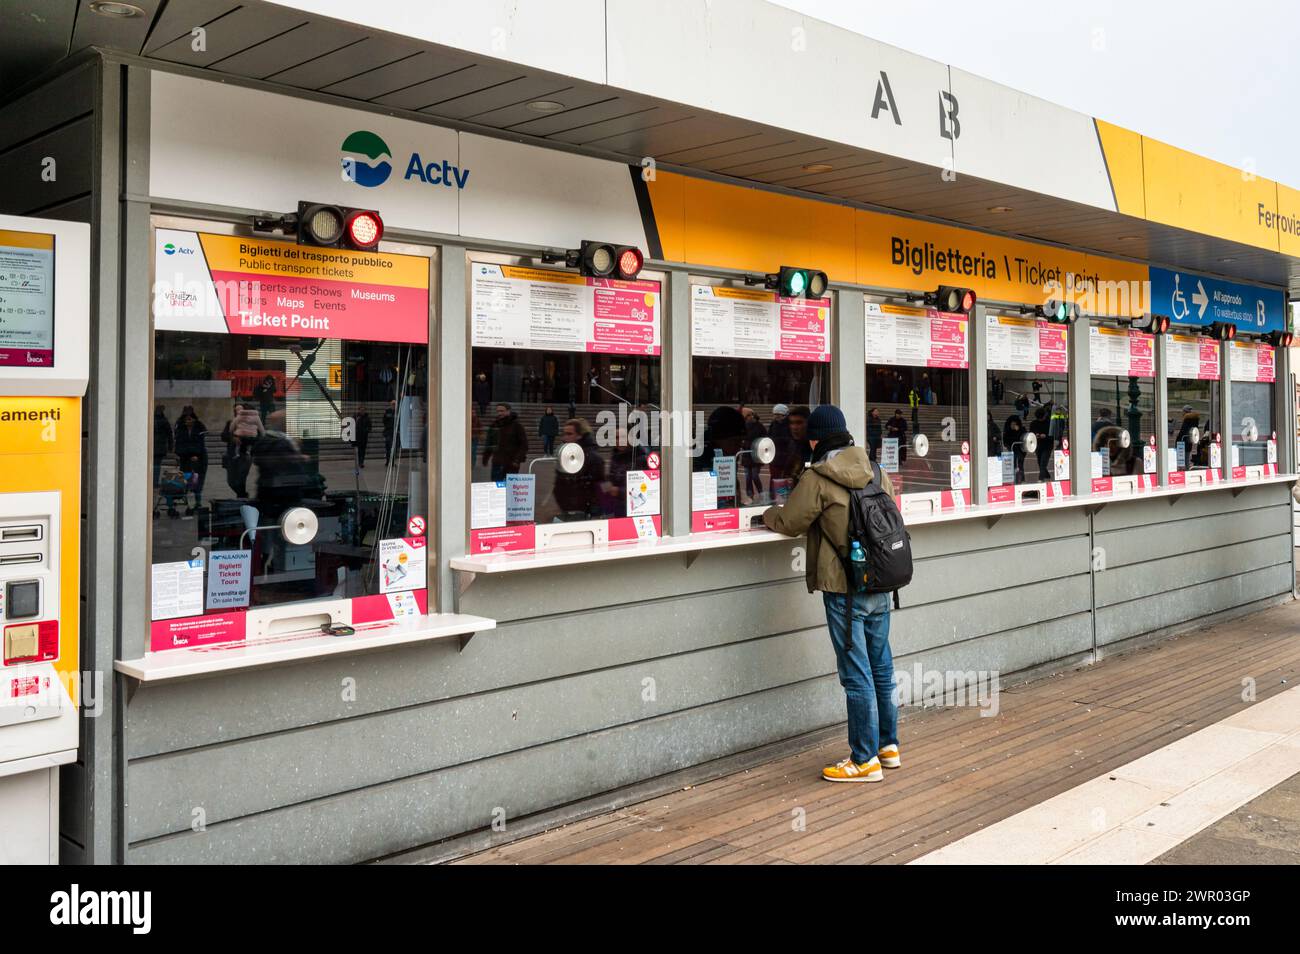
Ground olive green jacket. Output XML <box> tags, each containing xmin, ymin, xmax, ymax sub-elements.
<box><xmin>762</xmin><ymin>444</ymin><xmax>896</xmax><ymax>594</ymax></box>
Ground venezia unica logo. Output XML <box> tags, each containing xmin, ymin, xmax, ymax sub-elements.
<box><xmin>340</xmin><ymin>130</ymin><xmax>393</xmax><ymax>188</ymax></box>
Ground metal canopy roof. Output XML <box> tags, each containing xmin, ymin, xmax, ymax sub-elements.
<box><xmin>4</xmin><ymin>0</ymin><xmax>1298</xmax><ymax>297</ymax></box>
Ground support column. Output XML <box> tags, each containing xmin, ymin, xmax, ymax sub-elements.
<box><xmin>663</xmin><ymin>267</ymin><xmax>692</xmax><ymax>537</ymax></box>
<box><xmin>1069</xmin><ymin>312</ymin><xmax>1091</xmax><ymax>495</ymax></box>
<box><xmin>835</xmin><ymin>289</ymin><xmax>866</xmax><ymax>445</ymax></box>
<box><xmin>969</xmin><ymin>304</ymin><xmax>988</xmax><ymax>505</ymax></box>
<box><xmin>436</xmin><ymin>245</ymin><xmax>468</xmax><ymax>613</ymax></box>
<box><xmin>1154</xmin><ymin>327</ymin><xmax>1170</xmax><ymax>487</ymax></box>
<box><xmin>1219</xmin><ymin>338</ymin><xmax>1233</xmax><ymax>480</ymax></box>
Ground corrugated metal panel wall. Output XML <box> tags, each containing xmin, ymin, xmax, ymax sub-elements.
<box><xmin>120</xmin><ymin>484</ymin><xmax>1291</xmax><ymax>863</ymax></box>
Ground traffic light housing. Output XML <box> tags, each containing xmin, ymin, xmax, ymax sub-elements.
<box><xmin>1132</xmin><ymin>314</ymin><xmax>1171</xmax><ymax>334</ymax></box>
<box><xmin>771</xmin><ymin>266</ymin><xmax>829</xmax><ymax>299</ymax></box>
<box><xmin>1266</xmin><ymin>330</ymin><xmax>1294</xmax><ymax>347</ymax></box>
<box><xmin>925</xmin><ymin>285</ymin><xmax>977</xmax><ymax>314</ymax></box>
<box><xmin>1207</xmin><ymin>321</ymin><xmax>1237</xmax><ymax>341</ymax></box>
<box><xmin>552</xmin><ymin>241</ymin><xmax>644</xmax><ymax>280</ymax></box>
<box><xmin>296</xmin><ymin>202</ymin><xmax>384</xmax><ymax>251</ymax></box>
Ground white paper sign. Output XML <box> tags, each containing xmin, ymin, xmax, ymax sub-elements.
<box><xmin>151</xmin><ymin>558</ymin><xmax>205</xmax><ymax>621</ymax></box>
<box><xmin>1166</xmin><ymin>334</ymin><xmax>1220</xmax><ymax>380</ymax></box>
<box><xmin>471</xmin><ymin>263</ymin><xmax>661</xmax><ymax>355</ymax></box>
<box><xmin>1053</xmin><ymin>449</ymin><xmax>1070</xmax><ymax>481</ymax></box>
<box><xmin>206</xmin><ymin>550</ymin><xmax>253</xmax><ymax>611</ymax></box>
<box><xmin>0</xmin><ymin>235</ymin><xmax>55</xmax><ymax>361</ymax></box>
<box><xmin>987</xmin><ymin>456</ymin><xmax>1004</xmax><ymax>487</ymax></box>
<box><xmin>625</xmin><ymin>470</ymin><xmax>661</xmax><ymax>517</ymax></box>
<box><xmin>1267</xmin><ymin>439</ymin><xmax>1278</xmax><ymax>464</ymax></box>
<box><xmin>865</xmin><ymin>302</ymin><xmax>968</xmax><ymax>368</ymax></box>
<box><xmin>1090</xmin><ymin>452</ymin><xmax>1104</xmax><ymax>479</ymax></box>
<box><xmin>949</xmin><ymin>455</ymin><xmax>970</xmax><ymax>489</ymax></box>
<box><xmin>985</xmin><ymin>314</ymin><xmax>1068</xmax><ymax>373</ymax></box>
<box><xmin>379</xmin><ymin>538</ymin><xmax>427</xmax><ymax>594</ymax></box>
<box><xmin>691</xmin><ymin>285</ymin><xmax>830</xmax><ymax>362</ymax></box>
<box><xmin>471</xmin><ymin>481</ymin><xmax>508</xmax><ymax>529</ymax></box>
<box><xmin>1143</xmin><ymin>444</ymin><xmax>1157</xmax><ymax>474</ymax></box>
<box><xmin>691</xmin><ymin>471</ymin><xmax>718</xmax><ymax>511</ymax></box>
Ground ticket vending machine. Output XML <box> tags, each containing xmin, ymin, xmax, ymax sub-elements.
<box><xmin>0</xmin><ymin>214</ymin><xmax>90</xmax><ymax>863</ymax></box>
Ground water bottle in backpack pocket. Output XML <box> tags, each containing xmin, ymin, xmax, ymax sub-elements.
<box><xmin>847</xmin><ymin>539</ymin><xmax>869</xmax><ymax>594</ymax></box>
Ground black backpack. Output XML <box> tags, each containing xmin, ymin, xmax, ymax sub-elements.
<box><xmin>830</xmin><ymin>478</ymin><xmax>913</xmax><ymax>608</ymax></box>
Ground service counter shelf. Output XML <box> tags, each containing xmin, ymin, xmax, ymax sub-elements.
<box><xmin>449</xmin><ymin>472</ymin><xmax>1298</xmax><ymax>579</ymax></box>
<box><xmin>115</xmin><ymin>612</ymin><xmax>496</xmax><ymax>683</ymax></box>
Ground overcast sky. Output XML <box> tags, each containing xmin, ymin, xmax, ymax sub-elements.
<box><xmin>771</xmin><ymin>0</ymin><xmax>1299</xmax><ymax>186</ymax></box>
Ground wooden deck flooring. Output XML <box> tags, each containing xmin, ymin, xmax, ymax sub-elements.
<box><xmin>454</xmin><ymin>600</ymin><xmax>1300</xmax><ymax>864</ymax></box>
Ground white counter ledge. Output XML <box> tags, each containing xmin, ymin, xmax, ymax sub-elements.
<box><xmin>115</xmin><ymin>612</ymin><xmax>496</xmax><ymax>683</ymax></box>
<box><xmin>448</xmin><ymin>473</ymin><xmax>1297</xmax><ymax>576</ymax></box>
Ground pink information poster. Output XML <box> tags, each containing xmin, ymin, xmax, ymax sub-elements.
<box><xmin>153</xmin><ymin>229</ymin><xmax>431</xmax><ymax>344</ymax></box>
<box><xmin>1167</xmin><ymin>334</ymin><xmax>1220</xmax><ymax>380</ymax></box>
<box><xmin>471</xmin><ymin>262</ymin><xmax>660</xmax><ymax>355</ymax></box>
<box><xmin>1089</xmin><ymin>325</ymin><xmax>1154</xmax><ymax>376</ymax></box>
<box><xmin>1228</xmin><ymin>340</ymin><xmax>1275</xmax><ymax>382</ymax></box>
<box><xmin>691</xmin><ymin>284</ymin><xmax>830</xmax><ymax>362</ymax></box>
<box><xmin>865</xmin><ymin>301</ymin><xmax>968</xmax><ymax>368</ymax></box>
<box><xmin>986</xmin><ymin>314</ymin><xmax>1068</xmax><ymax>373</ymax></box>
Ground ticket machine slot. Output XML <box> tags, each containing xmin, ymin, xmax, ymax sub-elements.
<box><xmin>0</xmin><ymin>553</ymin><xmax>42</xmax><ymax>567</ymax></box>
<box><xmin>1</xmin><ymin>524</ymin><xmax>43</xmax><ymax>543</ymax></box>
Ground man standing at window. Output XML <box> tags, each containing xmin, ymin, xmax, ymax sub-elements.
<box><xmin>761</xmin><ymin>404</ymin><xmax>901</xmax><ymax>784</ymax></box>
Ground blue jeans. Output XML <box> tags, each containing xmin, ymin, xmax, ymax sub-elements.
<box><xmin>822</xmin><ymin>591</ymin><xmax>898</xmax><ymax>764</ymax></box>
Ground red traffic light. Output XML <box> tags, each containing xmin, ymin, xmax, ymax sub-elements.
<box><xmin>345</xmin><ymin>210</ymin><xmax>383</xmax><ymax>250</ymax></box>
<box><xmin>929</xmin><ymin>285</ymin><xmax>976</xmax><ymax>314</ymax></box>
<box><xmin>616</xmin><ymin>246</ymin><xmax>644</xmax><ymax>280</ymax></box>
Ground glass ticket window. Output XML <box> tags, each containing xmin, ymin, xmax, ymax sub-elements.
<box><xmin>468</xmin><ymin>257</ymin><xmax>663</xmax><ymax>554</ymax></box>
<box><xmin>1166</xmin><ymin>333</ymin><xmax>1223</xmax><ymax>475</ymax></box>
<box><xmin>985</xmin><ymin>313</ymin><xmax>1071</xmax><ymax>500</ymax></box>
<box><xmin>865</xmin><ymin>301</ymin><xmax>970</xmax><ymax>511</ymax></box>
<box><xmin>690</xmin><ymin>282</ymin><xmax>830</xmax><ymax>531</ymax></box>
<box><xmin>148</xmin><ymin>222</ymin><xmax>433</xmax><ymax>650</ymax></box>
<box><xmin>1088</xmin><ymin>325</ymin><xmax>1157</xmax><ymax>486</ymax></box>
<box><xmin>1229</xmin><ymin>340</ymin><xmax>1277</xmax><ymax>468</ymax></box>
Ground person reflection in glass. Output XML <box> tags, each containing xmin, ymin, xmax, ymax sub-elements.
<box><xmin>482</xmin><ymin>402</ymin><xmax>528</xmax><ymax>481</ymax></box>
<box><xmin>553</xmin><ymin>418</ymin><xmax>607</xmax><ymax>520</ymax></box>
<box><xmin>538</xmin><ymin>405</ymin><xmax>559</xmax><ymax>457</ymax></box>
<box><xmin>220</xmin><ymin>402</ymin><xmax>256</xmax><ymax>498</ymax></box>
<box><xmin>866</xmin><ymin>407</ymin><xmax>883</xmax><ymax>463</ymax></box>
<box><xmin>153</xmin><ymin>404</ymin><xmax>172</xmax><ymax>489</ymax></box>
<box><xmin>1003</xmin><ymin>413</ymin><xmax>1027</xmax><ymax>483</ymax></box>
<box><xmin>174</xmin><ymin>405</ymin><xmax>209</xmax><ymax>516</ymax></box>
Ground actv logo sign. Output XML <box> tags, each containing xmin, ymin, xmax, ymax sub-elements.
<box><xmin>340</xmin><ymin>130</ymin><xmax>470</xmax><ymax>190</ymax></box>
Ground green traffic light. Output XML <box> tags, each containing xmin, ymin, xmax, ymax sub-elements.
<box><xmin>786</xmin><ymin>270</ymin><xmax>808</xmax><ymax>296</ymax></box>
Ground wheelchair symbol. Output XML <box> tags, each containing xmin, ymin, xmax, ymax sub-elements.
<box><xmin>1170</xmin><ymin>274</ymin><xmax>1189</xmax><ymax>321</ymax></box>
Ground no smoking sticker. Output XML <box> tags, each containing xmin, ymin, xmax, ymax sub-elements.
<box><xmin>407</xmin><ymin>515</ymin><xmax>426</xmax><ymax>537</ymax></box>
<box><xmin>646</xmin><ymin>451</ymin><xmax>661</xmax><ymax>471</ymax></box>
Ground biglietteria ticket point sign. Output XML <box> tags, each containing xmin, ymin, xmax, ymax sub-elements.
<box><xmin>153</xmin><ymin>230</ymin><xmax>430</xmax><ymax>344</ymax></box>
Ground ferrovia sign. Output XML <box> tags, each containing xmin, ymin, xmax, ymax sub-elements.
<box><xmin>1148</xmin><ymin>267</ymin><xmax>1286</xmax><ymax>334</ymax></box>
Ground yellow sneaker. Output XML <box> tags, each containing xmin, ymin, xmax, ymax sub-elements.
<box><xmin>822</xmin><ymin>756</ymin><xmax>883</xmax><ymax>783</ymax></box>
<box><xmin>879</xmin><ymin>744</ymin><xmax>901</xmax><ymax>769</ymax></box>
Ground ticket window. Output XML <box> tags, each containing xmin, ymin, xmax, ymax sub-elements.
<box><xmin>1089</xmin><ymin>374</ymin><xmax>1157</xmax><ymax>481</ymax></box>
<box><xmin>689</xmin><ymin>281</ymin><xmax>831</xmax><ymax>531</ymax></box>
<box><xmin>1167</xmin><ymin>379</ymin><xmax>1221</xmax><ymax>473</ymax></box>
<box><xmin>467</xmin><ymin>255</ymin><xmax>664</xmax><ymax>554</ymax></box>
<box><xmin>1087</xmin><ymin>324</ymin><xmax>1158</xmax><ymax>488</ymax></box>
<box><xmin>864</xmin><ymin>301</ymin><xmax>971</xmax><ymax>513</ymax></box>
<box><xmin>984</xmin><ymin>313</ymin><xmax>1071</xmax><ymax>501</ymax></box>
<box><xmin>1166</xmin><ymin>333</ymin><xmax>1223</xmax><ymax>476</ymax></box>
<box><xmin>148</xmin><ymin>221</ymin><xmax>434</xmax><ymax>650</ymax></box>
<box><xmin>1228</xmin><ymin>340</ymin><xmax>1277</xmax><ymax>468</ymax></box>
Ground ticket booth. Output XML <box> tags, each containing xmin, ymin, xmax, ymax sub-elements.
<box><xmin>688</xmin><ymin>272</ymin><xmax>830</xmax><ymax>532</ymax></box>
<box><xmin>0</xmin><ymin>214</ymin><xmax>89</xmax><ymax>864</ymax></box>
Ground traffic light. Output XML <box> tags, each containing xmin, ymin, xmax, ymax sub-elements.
<box><xmin>550</xmin><ymin>241</ymin><xmax>644</xmax><ymax>280</ymax></box>
<box><xmin>1035</xmin><ymin>299</ymin><xmax>1079</xmax><ymax>323</ymax></box>
<box><xmin>1207</xmin><ymin>321</ymin><xmax>1236</xmax><ymax>341</ymax></box>
<box><xmin>925</xmin><ymin>285</ymin><xmax>976</xmax><ymax>314</ymax></box>
<box><xmin>296</xmin><ymin>202</ymin><xmax>384</xmax><ymax>251</ymax></box>
<box><xmin>1132</xmin><ymin>314</ymin><xmax>1171</xmax><ymax>334</ymax></box>
<box><xmin>771</xmin><ymin>266</ymin><xmax>828</xmax><ymax>299</ymax></box>
<box><xmin>253</xmin><ymin>201</ymin><xmax>386</xmax><ymax>251</ymax></box>
<box><xmin>1266</xmin><ymin>330</ymin><xmax>1294</xmax><ymax>347</ymax></box>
